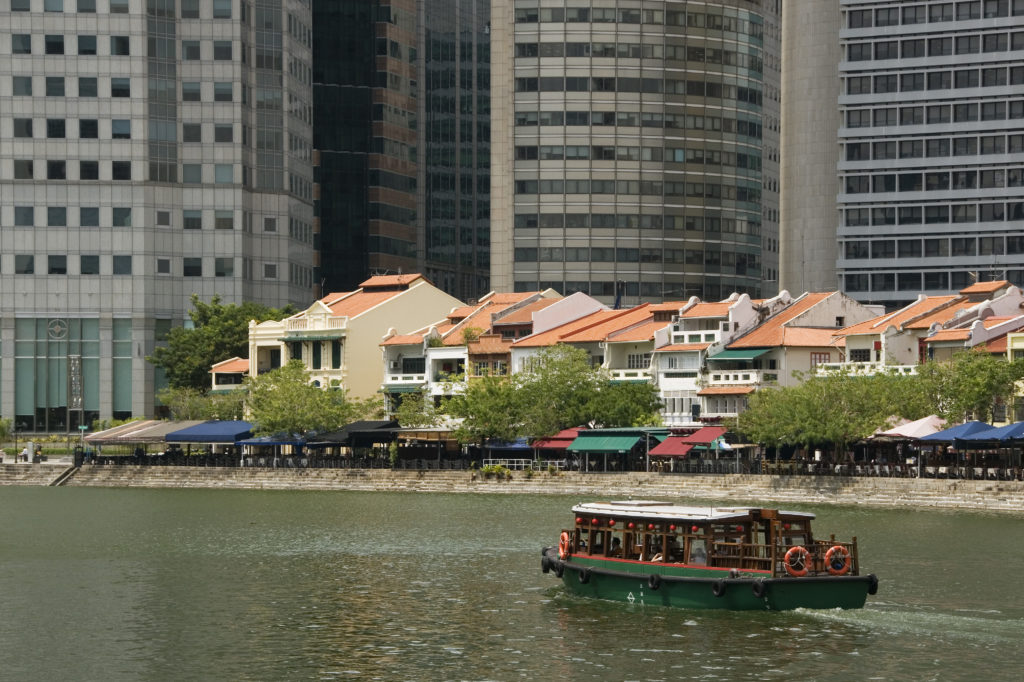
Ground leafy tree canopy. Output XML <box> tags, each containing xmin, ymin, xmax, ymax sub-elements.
<box><xmin>392</xmin><ymin>389</ymin><xmax>442</xmax><ymax>428</ymax></box>
<box><xmin>245</xmin><ymin>361</ymin><xmax>374</xmax><ymax>436</ymax></box>
<box><xmin>148</xmin><ymin>295</ymin><xmax>296</xmax><ymax>391</ymax></box>
<box><xmin>157</xmin><ymin>386</ymin><xmax>245</xmax><ymax>421</ymax></box>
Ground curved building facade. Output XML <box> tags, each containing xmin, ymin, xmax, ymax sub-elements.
<box><xmin>491</xmin><ymin>0</ymin><xmax>781</xmax><ymax>304</ymax></box>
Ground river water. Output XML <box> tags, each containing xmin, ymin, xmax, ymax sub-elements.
<box><xmin>0</xmin><ymin>487</ymin><xmax>1020</xmax><ymax>681</ymax></box>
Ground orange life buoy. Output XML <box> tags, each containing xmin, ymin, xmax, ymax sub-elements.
<box><xmin>825</xmin><ymin>545</ymin><xmax>852</xmax><ymax>575</ymax></box>
<box><xmin>783</xmin><ymin>545</ymin><xmax>810</xmax><ymax>577</ymax></box>
<box><xmin>558</xmin><ymin>531</ymin><xmax>571</xmax><ymax>560</ymax></box>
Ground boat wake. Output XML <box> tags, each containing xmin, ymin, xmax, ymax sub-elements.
<box><xmin>801</xmin><ymin>604</ymin><xmax>1024</xmax><ymax>645</ymax></box>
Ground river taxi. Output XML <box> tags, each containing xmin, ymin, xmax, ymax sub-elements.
<box><xmin>541</xmin><ymin>501</ymin><xmax>878</xmax><ymax>610</ymax></box>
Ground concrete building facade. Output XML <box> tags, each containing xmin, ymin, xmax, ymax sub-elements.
<box><xmin>490</xmin><ymin>0</ymin><xmax>782</xmax><ymax>306</ymax></box>
<box><xmin>0</xmin><ymin>0</ymin><xmax>314</xmax><ymax>432</ymax></box>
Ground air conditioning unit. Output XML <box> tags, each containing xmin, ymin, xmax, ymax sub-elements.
<box><xmin>389</xmin><ymin>361</ymin><xmax>400</xmax><ymax>370</ymax></box>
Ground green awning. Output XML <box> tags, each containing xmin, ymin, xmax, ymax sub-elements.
<box><xmin>568</xmin><ymin>435</ymin><xmax>641</xmax><ymax>453</ymax></box>
<box><xmin>383</xmin><ymin>385</ymin><xmax>423</xmax><ymax>393</ymax></box>
<box><xmin>708</xmin><ymin>348</ymin><xmax>771</xmax><ymax>361</ymax></box>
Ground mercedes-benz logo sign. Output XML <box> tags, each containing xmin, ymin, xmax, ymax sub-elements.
<box><xmin>48</xmin><ymin>319</ymin><xmax>68</xmax><ymax>339</ymax></box>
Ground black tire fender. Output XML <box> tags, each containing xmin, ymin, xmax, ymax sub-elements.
<box><xmin>752</xmin><ymin>579</ymin><xmax>767</xmax><ymax>599</ymax></box>
<box><xmin>578</xmin><ymin>567</ymin><xmax>591</xmax><ymax>584</ymax></box>
<box><xmin>541</xmin><ymin>556</ymin><xmax>551</xmax><ymax>574</ymax></box>
<box><xmin>867</xmin><ymin>574</ymin><xmax>879</xmax><ymax>596</ymax></box>
<box><xmin>554</xmin><ymin>562</ymin><xmax>564</xmax><ymax>578</ymax></box>
<box><xmin>648</xmin><ymin>573</ymin><xmax>661</xmax><ymax>590</ymax></box>
<box><xmin>711</xmin><ymin>579</ymin><xmax>727</xmax><ymax>598</ymax></box>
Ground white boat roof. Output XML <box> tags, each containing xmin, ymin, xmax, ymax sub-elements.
<box><xmin>571</xmin><ymin>501</ymin><xmax>815</xmax><ymax>523</ymax></box>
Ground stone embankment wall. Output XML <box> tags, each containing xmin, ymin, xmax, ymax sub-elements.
<box><xmin>0</xmin><ymin>464</ymin><xmax>1018</xmax><ymax>512</ymax></box>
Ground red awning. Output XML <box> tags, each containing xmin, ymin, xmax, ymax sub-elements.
<box><xmin>648</xmin><ymin>438</ymin><xmax>694</xmax><ymax>458</ymax></box>
<box><xmin>532</xmin><ymin>427</ymin><xmax>585</xmax><ymax>450</ymax></box>
<box><xmin>679</xmin><ymin>426</ymin><xmax>727</xmax><ymax>445</ymax></box>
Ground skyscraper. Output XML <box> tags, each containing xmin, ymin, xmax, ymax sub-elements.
<box><xmin>489</xmin><ymin>0</ymin><xmax>782</xmax><ymax>305</ymax></box>
<box><xmin>312</xmin><ymin>0</ymin><xmax>491</xmax><ymax>302</ymax></box>
<box><xmin>0</xmin><ymin>0</ymin><xmax>314</xmax><ymax>431</ymax></box>
<box><xmin>836</xmin><ymin>0</ymin><xmax>1024</xmax><ymax>308</ymax></box>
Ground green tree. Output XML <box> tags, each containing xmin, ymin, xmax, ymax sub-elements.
<box><xmin>157</xmin><ymin>386</ymin><xmax>246</xmax><ymax>421</ymax></box>
<box><xmin>516</xmin><ymin>345</ymin><xmax>604</xmax><ymax>438</ymax></box>
<box><xmin>445</xmin><ymin>374</ymin><xmax>523</xmax><ymax>444</ymax></box>
<box><xmin>148</xmin><ymin>295</ymin><xmax>296</xmax><ymax>391</ymax></box>
<box><xmin>585</xmin><ymin>381</ymin><xmax>663</xmax><ymax>428</ymax></box>
<box><xmin>245</xmin><ymin>361</ymin><xmax>366</xmax><ymax>435</ymax></box>
<box><xmin>914</xmin><ymin>349</ymin><xmax>1024</xmax><ymax>423</ymax></box>
<box><xmin>392</xmin><ymin>389</ymin><xmax>441</xmax><ymax>428</ymax></box>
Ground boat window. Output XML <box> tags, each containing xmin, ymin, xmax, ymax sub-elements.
<box><xmin>688</xmin><ymin>538</ymin><xmax>707</xmax><ymax>564</ymax></box>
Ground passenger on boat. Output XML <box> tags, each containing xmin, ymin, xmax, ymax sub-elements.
<box><xmin>690</xmin><ymin>546</ymin><xmax>707</xmax><ymax>565</ymax></box>
<box><xmin>608</xmin><ymin>537</ymin><xmax>622</xmax><ymax>557</ymax></box>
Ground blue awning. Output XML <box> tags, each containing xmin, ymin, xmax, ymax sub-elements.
<box><xmin>919</xmin><ymin>420</ymin><xmax>993</xmax><ymax>442</ymax></box>
<box><xmin>956</xmin><ymin>421</ymin><xmax>1024</xmax><ymax>443</ymax></box>
<box><xmin>165</xmin><ymin>420</ymin><xmax>254</xmax><ymax>443</ymax></box>
<box><xmin>237</xmin><ymin>435</ymin><xmax>305</xmax><ymax>447</ymax></box>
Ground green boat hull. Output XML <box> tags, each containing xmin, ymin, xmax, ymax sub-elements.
<box><xmin>543</xmin><ymin>549</ymin><xmax>876</xmax><ymax>611</ymax></box>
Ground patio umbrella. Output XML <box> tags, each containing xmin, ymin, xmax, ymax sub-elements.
<box><xmin>918</xmin><ymin>421</ymin><xmax>993</xmax><ymax>442</ymax></box>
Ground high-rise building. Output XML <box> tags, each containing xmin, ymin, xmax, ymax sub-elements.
<box><xmin>489</xmin><ymin>0</ymin><xmax>781</xmax><ymax>305</ymax></box>
<box><xmin>0</xmin><ymin>0</ymin><xmax>314</xmax><ymax>431</ymax></box>
<box><xmin>836</xmin><ymin>0</ymin><xmax>1024</xmax><ymax>308</ymax></box>
<box><xmin>312</xmin><ymin>0</ymin><xmax>491</xmax><ymax>302</ymax></box>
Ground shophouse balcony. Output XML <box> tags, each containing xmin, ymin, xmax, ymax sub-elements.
<box><xmin>609</xmin><ymin>367</ymin><xmax>652</xmax><ymax>382</ymax></box>
<box><xmin>816</xmin><ymin>362</ymin><xmax>917</xmax><ymax>376</ymax></box>
<box><xmin>704</xmin><ymin>369</ymin><xmax>779</xmax><ymax>387</ymax></box>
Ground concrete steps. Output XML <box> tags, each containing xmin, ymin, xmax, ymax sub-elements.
<box><xmin>49</xmin><ymin>465</ymin><xmax>1024</xmax><ymax>511</ymax></box>
<box><xmin>0</xmin><ymin>464</ymin><xmax>69</xmax><ymax>486</ymax></box>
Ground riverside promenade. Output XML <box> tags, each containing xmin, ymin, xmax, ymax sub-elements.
<box><xmin>3</xmin><ymin>462</ymin><xmax>1024</xmax><ymax>513</ymax></box>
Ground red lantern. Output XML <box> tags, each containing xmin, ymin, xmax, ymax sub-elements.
<box><xmin>608</xmin><ymin>519</ymin><xmax>616</xmax><ymax>527</ymax></box>
<box><xmin>592</xmin><ymin>518</ymin><xmax>600</xmax><ymax>525</ymax></box>
<box><xmin>647</xmin><ymin>523</ymin><xmax>655</xmax><ymax>530</ymax></box>
<box><xmin>736</xmin><ymin>525</ymin><xmax>743</xmax><ymax>533</ymax></box>
<box><xmin>783</xmin><ymin>523</ymin><xmax>791</xmax><ymax>530</ymax></box>
<box><xmin>691</xmin><ymin>525</ymin><xmax>699</xmax><ymax>532</ymax></box>
<box><xmin>576</xmin><ymin>517</ymin><xmax>583</xmax><ymax>525</ymax></box>
<box><xmin>627</xmin><ymin>522</ymin><xmax>635</xmax><ymax>529</ymax></box>
<box><xmin>669</xmin><ymin>524</ymin><xmax>676</xmax><ymax>531</ymax></box>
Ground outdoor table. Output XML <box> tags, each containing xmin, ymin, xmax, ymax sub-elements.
<box><xmin>987</xmin><ymin>468</ymin><xmax>1001</xmax><ymax>480</ymax></box>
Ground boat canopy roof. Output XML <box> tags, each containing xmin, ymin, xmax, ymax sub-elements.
<box><xmin>571</xmin><ymin>501</ymin><xmax>815</xmax><ymax>523</ymax></box>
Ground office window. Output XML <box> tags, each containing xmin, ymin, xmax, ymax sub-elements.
<box><xmin>109</xmin><ymin>78</ymin><xmax>131</xmax><ymax>98</ymax></box>
<box><xmin>157</xmin><ymin>258</ymin><xmax>171</xmax><ymax>274</ymax></box>
<box><xmin>80</xmin><ymin>207</ymin><xmax>99</xmax><ymax>226</ymax></box>
<box><xmin>46</xmin><ymin>119</ymin><xmax>66</xmax><ymax>138</ymax></box>
<box><xmin>14</xmin><ymin>160</ymin><xmax>34</xmax><ymax>179</ymax></box>
<box><xmin>213</xmin><ymin>41</ymin><xmax>232</xmax><ymax>60</ymax></box>
<box><xmin>264</xmin><ymin>217</ymin><xmax>277</xmax><ymax>232</ymax></box>
<box><xmin>156</xmin><ymin>210</ymin><xmax>171</xmax><ymax>226</ymax></box>
<box><xmin>182</xmin><ymin>81</ymin><xmax>201</xmax><ymax>101</ymax></box>
<box><xmin>875</xmin><ymin>41</ymin><xmax>898</xmax><ymax>59</ymax></box>
<box><xmin>214</xmin><ymin>210</ymin><xmax>233</xmax><ymax>229</ymax></box>
<box><xmin>182</xmin><ymin>164</ymin><xmax>202</xmax><ymax>184</ymax></box>
<box><xmin>13</xmin><ymin>118</ymin><xmax>32</xmax><ymax>138</ymax></box>
<box><xmin>901</xmin><ymin>107</ymin><xmax>924</xmax><ymax>125</ymax></box>
<box><xmin>183</xmin><ymin>258</ymin><xmax>202</xmax><ymax>276</ymax></box>
<box><xmin>214</xmin><ymin>124</ymin><xmax>233</xmax><ymax>142</ymax></box>
<box><xmin>47</xmin><ymin>255</ymin><xmax>67</xmax><ymax>275</ymax></box>
<box><xmin>181</xmin><ymin>0</ymin><xmax>199</xmax><ymax>17</ymax></box>
<box><xmin>927</xmin><ymin>139</ymin><xmax>950</xmax><ymax>157</ymax></box>
<box><xmin>183</xmin><ymin>210</ymin><xmax>202</xmax><ymax>229</ymax></box>
<box><xmin>182</xmin><ymin>123</ymin><xmax>201</xmax><ymax>142</ymax></box>
<box><xmin>45</xmin><ymin>35</ymin><xmax>65</xmax><ymax>55</ymax></box>
<box><xmin>111</xmin><ymin>119</ymin><xmax>130</xmax><ymax>139</ymax></box>
<box><xmin>48</xmin><ymin>207</ymin><xmax>67</xmax><ymax>226</ymax></box>
<box><xmin>110</xmin><ymin>0</ymin><xmax>128</xmax><ymax>12</ymax></box>
<box><xmin>955</xmin><ymin>69</ymin><xmax>979</xmax><ymax>88</ymax></box>
<box><xmin>45</xmin><ymin>0</ymin><xmax>63</xmax><ymax>12</ymax></box>
<box><xmin>12</xmin><ymin>34</ymin><xmax>31</xmax><ymax>54</ymax></box>
<box><xmin>903</xmin><ymin>40</ymin><xmax>925</xmax><ymax>58</ymax></box>
<box><xmin>214</xmin><ymin>82</ymin><xmax>232</xmax><ymax>101</ymax></box>
<box><xmin>182</xmin><ymin>40</ymin><xmax>200</xmax><ymax>60</ymax></box>
<box><xmin>112</xmin><ymin>256</ymin><xmax>132</xmax><ymax>275</ymax></box>
<box><xmin>14</xmin><ymin>207</ymin><xmax>34</xmax><ymax>226</ymax></box>
<box><xmin>264</xmin><ymin>263</ymin><xmax>278</xmax><ymax>279</ymax></box>
<box><xmin>15</xmin><ymin>256</ymin><xmax>34</xmax><ymax>275</ymax></box>
<box><xmin>78</xmin><ymin>35</ymin><xmax>96</xmax><ymax>55</ymax></box>
<box><xmin>80</xmin><ymin>119</ymin><xmax>98</xmax><ymax>138</ymax></box>
<box><xmin>213</xmin><ymin>0</ymin><xmax>231</xmax><ymax>18</ymax></box>
<box><xmin>80</xmin><ymin>255</ymin><xmax>100</xmax><ymax>275</ymax></box>
<box><xmin>929</xmin><ymin>37</ymin><xmax>953</xmax><ymax>56</ymax></box>
<box><xmin>215</xmin><ymin>257</ymin><xmax>234</xmax><ymax>277</ymax></box>
<box><xmin>110</xmin><ymin>36</ymin><xmax>130</xmax><ymax>55</ymax></box>
<box><xmin>78</xmin><ymin>0</ymin><xmax>95</xmax><ymax>11</ymax></box>
<box><xmin>956</xmin><ymin>35</ymin><xmax>980</xmax><ymax>54</ymax></box>
<box><xmin>112</xmin><ymin>207</ymin><xmax>131</xmax><ymax>227</ymax></box>
<box><xmin>215</xmin><ymin>164</ymin><xmax>233</xmax><ymax>184</ymax></box>
<box><xmin>79</xmin><ymin>160</ymin><xmax>99</xmax><ymax>180</ymax></box>
<box><xmin>11</xmin><ymin>0</ymin><xmax>30</xmax><ymax>9</ymax></box>
<box><xmin>47</xmin><ymin>161</ymin><xmax>67</xmax><ymax>180</ymax></box>
<box><xmin>111</xmin><ymin>161</ymin><xmax>131</xmax><ymax>180</ymax></box>
<box><xmin>78</xmin><ymin>77</ymin><xmax>97</xmax><ymax>97</ymax></box>
<box><xmin>46</xmin><ymin>77</ymin><xmax>65</xmax><ymax>96</ymax></box>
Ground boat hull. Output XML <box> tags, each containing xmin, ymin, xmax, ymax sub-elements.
<box><xmin>542</xmin><ymin>548</ymin><xmax>875</xmax><ymax>611</ymax></box>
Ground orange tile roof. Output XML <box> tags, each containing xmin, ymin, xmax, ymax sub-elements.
<box><xmin>493</xmin><ymin>298</ymin><xmax>560</xmax><ymax>325</ymax></box>
<box><xmin>697</xmin><ymin>386</ymin><xmax>756</xmax><ymax>395</ymax></box>
<box><xmin>926</xmin><ymin>328</ymin><xmax>970</xmax><ymax>342</ymax></box>
<box><xmin>326</xmin><ymin>289</ymin><xmax>403</xmax><ymax>318</ymax></box>
<box><xmin>381</xmin><ymin>334</ymin><xmax>425</xmax><ymax>347</ymax></box>
<box><xmin>607</xmin><ymin>319</ymin><xmax>666</xmax><ymax>343</ymax></box>
<box><xmin>359</xmin><ymin>274</ymin><xmax>424</xmax><ymax>288</ymax></box>
<box><xmin>558</xmin><ymin>305</ymin><xmax>654</xmax><ymax>343</ymax></box>
<box><xmin>441</xmin><ymin>299</ymin><xmax>526</xmax><ymax>346</ymax></box>
<box><xmin>781</xmin><ymin>327</ymin><xmax>844</xmax><ymax>347</ymax></box>
<box><xmin>960</xmin><ymin>279</ymin><xmax>1008</xmax><ymax>294</ymax></box>
<box><xmin>649</xmin><ymin>301</ymin><xmax>686</xmax><ymax>312</ymax></box>
<box><xmin>985</xmin><ymin>335</ymin><xmax>1009</xmax><ymax>353</ymax></box>
<box><xmin>467</xmin><ymin>334</ymin><xmax>512</xmax><ymax>355</ymax></box>
<box><xmin>210</xmin><ymin>357</ymin><xmax>249</xmax><ymax>373</ymax></box>
<box><xmin>486</xmin><ymin>292</ymin><xmax>540</xmax><ymax>304</ymax></box>
<box><xmin>654</xmin><ymin>343</ymin><xmax>712</xmax><ymax>352</ymax></box>
<box><xmin>728</xmin><ymin>293</ymin><xmax>832</xmax><ymax>347</ymax></box>
<box><xmin>982</xmin><ymin>316</ymin><xmax>1015</xmax><ymax>328</ymax></box>
<box><xmin>903</xmin><ymin>300</ymin><xmax>975</xmax><ymax>329</ymax></box>
<box><xmin>838</xmin><ymin>295</ymin><xmax>962</xmax><ymax>336</ymax></box>
<box><xmin>681</xmin><ymin>302</ymin><xmax>733</xmax><ymax>318</ymax></box>
<box><xmin>447</xmin><ymin>305</ymin><xmax>477</xmax><ymax>320</ymax></box>
<box><xmin>512</xmin><ymin>308</ymin><xmax>641</xmax><ymax>347</ymax></box>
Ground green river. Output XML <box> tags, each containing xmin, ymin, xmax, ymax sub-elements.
<box><xmin>0</xmin><ymin>487</ymin><xmax>1021</xmax><ymax>680</ymax></box>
